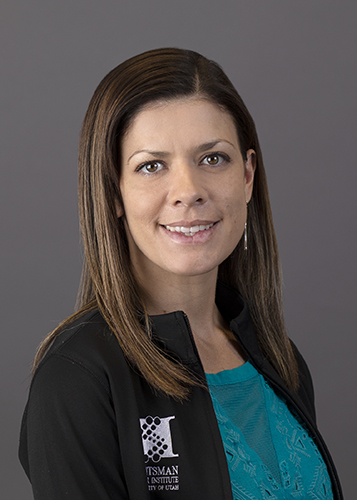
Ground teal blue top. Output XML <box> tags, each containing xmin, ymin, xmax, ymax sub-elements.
<box><xmin>206</xmin><ymin>362</ymin><xmax>333</xmax><ymax>499</ymax></box>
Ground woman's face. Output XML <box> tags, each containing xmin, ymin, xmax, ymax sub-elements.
<box><xmin>118</xmin><ymin>98</ymin><xmax>255</xmax><ymax>282</ymax></box>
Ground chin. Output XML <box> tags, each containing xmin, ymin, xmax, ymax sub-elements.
<box><xmin>163</xmin><ymin>261</ymin><xmax>221</xmax><ymax>278</ymax></box>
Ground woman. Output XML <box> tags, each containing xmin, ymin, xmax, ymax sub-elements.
<box><xmin>19</xmin><ymin>48</ymin><xmax>343</xmax><ymax>499</ymax></box>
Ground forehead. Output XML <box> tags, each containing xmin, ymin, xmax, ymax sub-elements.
<box><xmin>121</xmin><ymin>98</ymin><xmax>239</xmax><ymax>154</ymax></box>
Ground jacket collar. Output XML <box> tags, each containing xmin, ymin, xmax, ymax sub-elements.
<box><xmin>149</xmin><ymin>280</ymin><xmax>262</xmax><ymax>369</ymax></box>
<box><xmin>215</xmin><ymin>280</ymin><xmax>265</xmax><ymax>368</ymax></box>
<box><xmin>217</xmin><ymin>282</ymin><xmax>317</xmax><ymax>430</ymax></box>
<box><xmin>148</xmin><ymin>280</ymin><xmax>317</xmax><ymax>431</ymax></box>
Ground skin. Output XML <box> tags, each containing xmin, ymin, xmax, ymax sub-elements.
<box><xmin>118</xmin><ymin>98</ymin><xmax>255</xmax><ymax>373</ymax></box>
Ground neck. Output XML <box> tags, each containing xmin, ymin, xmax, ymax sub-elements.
<box><xmin>136</xmin><ymin>267</ymin><xmax>223</xmax><ymax>340</ymax></box>
<box><xmin>134</xmin><ymin>264</ymin><xmax>247</xmax><ymax>373</ymax></box>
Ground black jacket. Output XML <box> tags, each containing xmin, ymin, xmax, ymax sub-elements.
<box><xmin>19</xmin><ymin>282</ymin><xmax>343</xmax><ymax>499</ymax></box>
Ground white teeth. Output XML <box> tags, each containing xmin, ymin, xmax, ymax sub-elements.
<box><xmin>165</xmin><ymin>223</ymin><xmax>214</xmax><ymax>236</ymax></box>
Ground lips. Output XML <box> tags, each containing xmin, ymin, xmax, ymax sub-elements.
<box><xmin>164</xmin><ymin>222</ymin><xmax>215</xmax><ymax>237</ymax></box>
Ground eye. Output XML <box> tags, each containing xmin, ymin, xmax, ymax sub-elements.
<box><xmin>201</xmin><ymin>153</ymin><xmax>231</xmax><ymax>166</ymax></box>
<box><xmin>137</xmin><ymin>161</ymin><xmax>165</xmax><ymax>174</ymax></box>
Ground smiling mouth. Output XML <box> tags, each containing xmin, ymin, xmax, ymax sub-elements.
<box><xmin>163</xmin><ymin>222</ymin><xmax>215</xmax><ymax>237</ymax></box>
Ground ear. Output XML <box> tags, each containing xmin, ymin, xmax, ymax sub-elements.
<box><xmin>244</xmin><ymin>149</ymin><xmax>256</xmax><ymax>203</ymax></box>
<box><xmin>115</xmin><ymin>199</ymin><xmax>124</xmax><ymax>218</ymax></box>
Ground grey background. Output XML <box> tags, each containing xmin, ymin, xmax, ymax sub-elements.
<box><xmin>1</xmin><ymin>1</ymin><xmax>355</xmax><ymax>498</ymax></box>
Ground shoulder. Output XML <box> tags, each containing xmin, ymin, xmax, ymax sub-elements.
<box><xmin>19</xmin><ymin>310</ymin><xmax>129</xmax><ymax>491</ymax></box>
<box><xmin>47</xmin><ymin>308</ymin><xmax>111</xmax><ymax>354</ymax></box>
<box><xmin>32</xmin><ymin>309</ymin><xmax>126</xmax><ymax>396</ymax></box>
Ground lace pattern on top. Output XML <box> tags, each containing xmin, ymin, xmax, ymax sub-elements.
<box><xmin>206</xmin><ymin>362</ymin><xmax>333</xmax><ymax>500</ymax></box>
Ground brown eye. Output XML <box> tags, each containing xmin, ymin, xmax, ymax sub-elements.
<box><xmin>146</xmin><ymin>163</ymin><xmax>159</xmax><ymax>172</ymax></box>
<box><xmin>201</xmin><ymin>153</ymin><xmax>230</xmax><ymax>166</ymax></box>
<box><xmin>206</xmin><ymin>155</ymin><xmax>219</xmax><ymax>165</ymax></box>
<box><xmin>139</xmin><ymin>161</ymin><xmax>164</xmax><ymax>174</ymax></box>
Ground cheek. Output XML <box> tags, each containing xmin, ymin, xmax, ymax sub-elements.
<box><xmin>222</xmin><ymin>184</ymin><xmax>246</xmax><ymax>218</ymax></box>
<box><xmin>223</xmin><ymin>199</ymin><xmax>247</xmax><ymax>244</ymax></box>
<box><xmin>121</xmin><ymin>182</ymin><xmax>149</xmax><ymax>218</ymax></box>
<box><xmin>121</xmin><ymin>189</ymin><xmax>159</xmax><ymax>235</ymax></box>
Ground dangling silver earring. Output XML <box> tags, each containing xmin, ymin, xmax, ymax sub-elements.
<box><xmin>244</xmin><ymin>201</ymin><xmax>248</xmax><ymax>251</ymax></box>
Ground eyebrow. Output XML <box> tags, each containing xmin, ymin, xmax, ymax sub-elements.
<box><xmin>126</xmin><ymin>139</ymin><xmax>236</xmax><ymax>164</ymax></box>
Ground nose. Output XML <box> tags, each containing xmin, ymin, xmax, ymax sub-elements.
<box><xmin>169</xmin><ymin>163</ymin><xmax>207</xmax><ymax>207</ymax></box>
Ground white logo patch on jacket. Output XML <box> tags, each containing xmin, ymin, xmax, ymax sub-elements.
<box><xmin>140</xmin><ymin>415</ymin><xmax>178</xmax><ymax>463</ymax></box>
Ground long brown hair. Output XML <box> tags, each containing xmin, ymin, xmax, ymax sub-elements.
<box><xmin>34</xmin><ymin>48</ymin><xmax>298</xmax><ymax>398</ymax></box>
